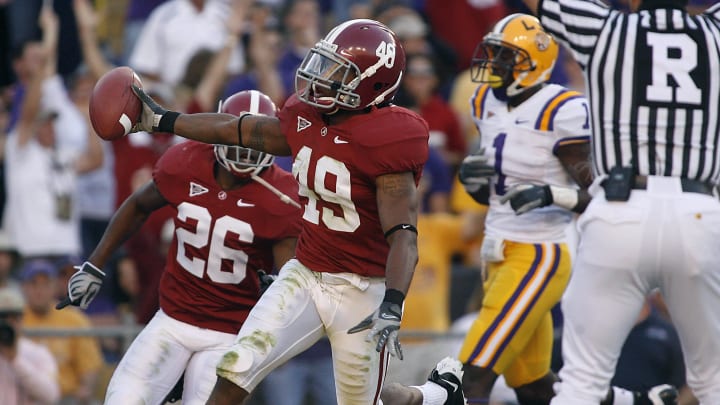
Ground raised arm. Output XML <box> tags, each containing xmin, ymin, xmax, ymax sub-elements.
<box><xmin>133</xmin><ymin>86</ymin><xmax>292</xmax><ymax>155</ymax></box>
<box><xmin>73</xmin><ymin>0</ymin><xmax>113</xmax><ymax>80</ymax></box>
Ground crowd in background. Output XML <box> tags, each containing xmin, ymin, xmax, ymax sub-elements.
<box><xmin>0</xmin><ymin>0</ymin><xmax>713</xmax><ymax>403</ymax></box>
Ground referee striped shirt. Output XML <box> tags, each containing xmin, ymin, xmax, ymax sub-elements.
<box><xmin>538</xmin><ymin>0</ymin><xmax>720</xmax><ymax>184</ymax></box>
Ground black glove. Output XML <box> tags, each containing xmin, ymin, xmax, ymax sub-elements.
<box><xmin>348</xmin><ymin>292</ymin><xmax>403</xmax><ymax>360</ymax></box>
<box><xmin>131</xmin><ymin>85</ymin><xmax>178</xmax><ymax>133</ymax></box>
<box><xmin>257</xmin><ymin>270</ymin><xmax>277</xmax><ymax>295</ymax></box>
<box><xmin>56</xmin><ymin>261</ymin><xmax>106</xmax><ymax>310</ymax></box>
<box><xmin>459</xmin><ymin>148</ymin><xmax>495</xmax><ymax>193</ymax></box>
<box><xmin>500</xmin><ymin>184</ymin><xmax>553</xmax><ymax>215</ymax></box>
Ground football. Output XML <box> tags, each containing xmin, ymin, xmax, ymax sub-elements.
<box><xmin>89</xmin><ymin>66</ymin><xmax>143</xmax><ymax>141</ymax></box>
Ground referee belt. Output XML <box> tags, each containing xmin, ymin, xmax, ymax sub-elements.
<box><xmin>633</xmin><ymin>175</ymin><xmax>714</xmax><ymax>196</ymax></box>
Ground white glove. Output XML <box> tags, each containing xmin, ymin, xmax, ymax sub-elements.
<box><xmin>58</xmin><ymin>261</ymin><xmax>105</xmax><ymax>310</ymax></box>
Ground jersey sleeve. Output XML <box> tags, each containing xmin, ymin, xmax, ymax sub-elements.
<box><xmin>538</xmin><ymin>0</ymin><xmax>613</xmax><ymax>69</ymax></box>
<box><xmin>550</xmin><ymin>96</ymin><xmax>592</xmax><ymax>154</ymax></box>
<box><xmin>358</xmin><ymin>111</ymin><xmax>430</xmax><ymax>181</ymax></box>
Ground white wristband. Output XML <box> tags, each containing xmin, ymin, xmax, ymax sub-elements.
<box><xmin>549</xmin><ymin>186</ymin><xmax>579</xmax><ymax>211</ymax></box>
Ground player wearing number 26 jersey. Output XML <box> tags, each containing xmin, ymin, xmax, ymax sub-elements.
<box><xmin>61</xmin><ymin>90</ymin><xmax>302</xmax><ymax>405</ymax></box>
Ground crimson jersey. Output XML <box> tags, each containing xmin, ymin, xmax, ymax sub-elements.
<box><xmin>153</xmin><ymin>141</ymin><xmax>301</xmax><ymax>333</ymax></box>
<box><xmin>278</xmin><ymin>95</ymin><xmax>429</xmax><ymax>277</ymax></box>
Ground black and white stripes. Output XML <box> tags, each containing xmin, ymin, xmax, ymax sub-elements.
<box><xmin>539</xmin><ymin>1</ymin><xmax>720</xmax><ymax>184</ymax></box>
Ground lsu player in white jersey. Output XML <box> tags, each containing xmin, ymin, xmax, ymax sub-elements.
<box><xmin>458</xmin><ymin>13</ymin><xmax>677</xmax><ymax>405</ymax></box>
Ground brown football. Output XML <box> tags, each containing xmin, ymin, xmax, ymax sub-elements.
<box><xmin>89</xmin><ymin>66</ymin><xmax>143</xmax><ymax>140</ymax></box>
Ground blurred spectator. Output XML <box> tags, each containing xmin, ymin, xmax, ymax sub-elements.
<box><xmin>420</xmin><ymin>147</ymin><xmax>452</xmax><ymax>213</ymax></box>
<box><xmin>329</xmin><ymin>0</ymin><xmax>372</xmax><ymax>23</ymax></box>
<box><xmin>396</xmin><ymin>53</ymin><xmax>466</xmax><ymax>170</ymax></box>
<box><xmin>128</xmin><ymin>0</ymin><xmax>246</xmax><ymax>87</ymax></box>
<box><xmin>176</xmin><ymin>0</ymin><xmax>259</xmax><ymax>112</ymax></box>
<box><xmin>70</xmin><ymin>0</ymin><xmax>115</xmax><ymax>260</ymax></box>
<box><xmin>223</xmin><ymin>3</ymin><xmax>286</xmax><ymax>107</ymax></box>
<box><xmin>7</xmin><ymin>0</ymin><xmax>83</xmax><ymax>78</ymax></box>
<box><xmin>4</xmin><ymin>7</ymin><xmax>102</xmax><ymax>259</ymax></box>
<box><xmin>423</xmin><ymin>0</ymin><xmax>508</xmax><ymax>70</ymax></box>
<box><xmin>0</xmin><ymin>230</ymin><xmax>19</xmax><ymax>289</ymax></box>
<box><xmin>0</xmin><ymin>285</ymin><xmax>61</xmax><ymax>405</ymax></box>
<box><xmin>123</xmin><ymin>0</ymin><xmax>167</xmax><ymax>64</ymax></box>
<box><xmin>20</xmin><ymin>259</ymin><xmax>103</xmax><ymax>404</ymax></box>
<box><xmin>380</xmin><ymin>4</ymin><xmax>458</xmax><ymax>95</ymax></box>
<box><xmin>277</xmin><ymin>0</ymin><xmax>322</xmax><ymax>96</ymax></box>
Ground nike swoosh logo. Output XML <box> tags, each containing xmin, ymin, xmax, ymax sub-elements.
<box><xmin>515</xmin><ymin>119</ymin><xmax>529</xmax><ymax>124</ymax></box>
<box><xmin>402</xmin><ymin>225</ymin><xmax>410</xmax><ymax>229</ymax></box>
<box><xmin>237</xmin><ymin>199</ymin><xmax>255</xmax><ymax>207</ymax></box>
<box><xmin>334</xmin><ymin>136</ymin><xmax>349</xmax><ymax>144</ymax></box>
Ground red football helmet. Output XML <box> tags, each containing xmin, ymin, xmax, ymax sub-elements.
<box><xmin>295</xmin><ymin>19</ymin><xmax>406</xmax><ymax>112</ymax></box>
<box><xmin>214</xmin><ymin>90</ymin><xmax>276</xmax><ymax>177</ymax></box>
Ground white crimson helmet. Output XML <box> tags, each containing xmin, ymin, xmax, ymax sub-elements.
<box><xmin>295</xmin><ymin>19</ymin><xmax>406</xmax><ymax>112</ymax></box>
<box><xmin>214</xmin><ymin>90</ymin><xmax>276</xmax><ymax>178</ymax></box>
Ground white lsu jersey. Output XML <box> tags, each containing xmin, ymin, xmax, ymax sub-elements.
<box><xmin>470</xmin><ymin>84</ymin><xmax>591</xmax><ymax>243</ymax></box>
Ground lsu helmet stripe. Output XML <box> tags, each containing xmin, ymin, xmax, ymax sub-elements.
<box><xmin>467</xmin><ymin>243</ymin><xmax>560</xmax><ymax>368</ymax></box>
<box><xmin>471</xmin><ymin>84</ymin><xmax>492</xmax><ymax>120</ymax></box>
<box><xmin>535</xmin><ymin>90</ymin><xmax>584</xmax><ymax>131</ymax></box>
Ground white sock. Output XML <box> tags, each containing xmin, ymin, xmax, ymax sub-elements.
<box><xmin>612</xmin><ymin>386</ymin><xmax>636</xmax><ymax>405</ymax></box>
<box><xmin>411</xmin><ymin>382</ymin><xmax>448</xmax><ymax>405</ymax></box>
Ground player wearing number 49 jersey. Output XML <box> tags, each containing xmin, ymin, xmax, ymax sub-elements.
<box><xmin>127</xmin><ymin>18</ymin><xmax>448</xmax><ymax>405</ymax></box>
<box><xmin>58</xmin><ymin>90</ymin><xmax>302</xmax><ymax>405</ymax></box>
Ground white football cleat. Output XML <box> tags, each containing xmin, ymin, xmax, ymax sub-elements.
<box><xmin>428</xmin><ymin>357</ymin><xmax>466</xmax><ymax>405</ymax></box>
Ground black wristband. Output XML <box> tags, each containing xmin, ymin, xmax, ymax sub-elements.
<box><xmin>157</xmin><ymin>111</ymin><xmax>180</xmax><ymax>133</ymax></box>
<box><xmin>237</xmin><ymin>112</ymin><xmax>250</xmax><ymax>148</ymax></box>
<box><xmin>383</xmin><ymin>288</ymin><xmax>405</xmax><ymax>306</ymax></box>
<box><xmin>383</xmin><ymin>223</ymin><xmax>418</xmax><ymax>239</ymax></box>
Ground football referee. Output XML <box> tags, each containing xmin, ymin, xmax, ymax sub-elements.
<box><xmin>522</xmin><ymin>0</ymin><xmax>720</xmax><ymax>404</ymax></box>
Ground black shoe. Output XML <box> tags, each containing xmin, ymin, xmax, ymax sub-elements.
<box><xmin>427</xmin><ymin>357</ymin><xmax>466</xmax><ymax>405</ymax></box>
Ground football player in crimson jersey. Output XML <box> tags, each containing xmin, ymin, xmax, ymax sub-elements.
<box><xmin>117</xmin><ymin>18</ymin><xmax>466</xmax><ymax>405</ymax></box>
<box><xmin>59</xmin><ymin>90</ymin><xmax>302</xmax><ymax>404</ymax></box>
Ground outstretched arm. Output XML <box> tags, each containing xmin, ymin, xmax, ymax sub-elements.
<box><xmin>133</xmin><ymin>86</ymin><xmax>292</xmax><ymax>155</ymax></box>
